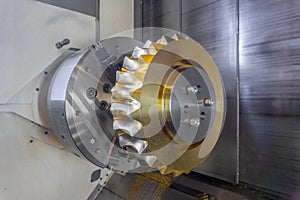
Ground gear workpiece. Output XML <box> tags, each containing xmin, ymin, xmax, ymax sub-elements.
<box><xmin>44</xmin><ymin>34</ymin><xmax>226</xmax><ymax>176</ymax></box>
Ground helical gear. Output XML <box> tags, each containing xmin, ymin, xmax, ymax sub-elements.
<box><xmin>110</xmin><ymin>33</ymin><xmax>225</xmax><ymax>176</ymax></box>
<box><xmin>111</xmin><ymin>34</ymin><xmax>188</xmax><ymax>175</ymax></box>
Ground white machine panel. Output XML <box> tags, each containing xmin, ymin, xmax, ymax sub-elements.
<box><xmin>0</xmin><ymin>0</ymin><xmax>100</xmax><ymax>199</ymax></box>
<box><xmin>0</xmin><ymin>0</ymin><xmax>96</xmax><ymax>103</ymax></box>
<box><xmin>0</xmin><ymin>113</ymin><xmax>99</xmax><ymax>200</ymax></box>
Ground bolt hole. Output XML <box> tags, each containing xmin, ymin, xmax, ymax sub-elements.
<box><xmin>35</xmin><ymin>88</ymin><xmax>39</xmax><ymax>92</ymax></box>
<box><xmin>103</xmin><ymin>84</ymin><xmax>111</xmax><ymax>93</ymax></box>
<box><xmin>99</xmin><ymin>101</ymin><xmax>108</xmax><ymax>110</ymax></box>
<box><xmin>184</xmin><ymin>105</ymin><xmax>189</xmax><ymax>114</ymax></box>
<box><xmin>200</xmin><ymin>112</ymin><xmax>206</xmax><ymax>120</ymax></box>
<box><xmin>44</xmin><ymin>71</ymin><xmax>48</xmax><ymax>75</ymax></box>
<box><xmin>100</xmin><ymin>177</ymin><xmax>103</xmax><ymax>180</ymax></box>
<box><xmin>61</xmin><ymin>135</ymin><xmax>65</xmax><ymax>140</ymax></box>
<box><xmin>44</xmin><ymin>131</ymin><xmax>48</xmax><ymax>135</ymax></box>
<box><xmin>95</xmin><ymin>148</ymin><xmax>100</xmax><ymax>154</ymax></box>
<box><xmin>62</xmin><ymin>113</ymin><xmax>65</xmax><ymax>117</ymax></box>
<box><xmin>29</xmin><ymin>139</ymin><xmax>33</xmax><ymax>143</ymax></box>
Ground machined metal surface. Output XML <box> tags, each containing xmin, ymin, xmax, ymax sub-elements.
<box><xmin>109</xmin><ymin>34</ymin><xmax>226</xmax><ymax>174</ymax></box>
<box><xmin>137</xmin><ymin>0</ymin><xmax>300</xmax><ymax>197</ymax></box>
<box><xmin>239</xmin><ymin>0</ymin><xmax>300</xmax><ymax>196</ymax></box>
<box><xmin>47</xmin><ymin>37</ymin><xmax>148</xmax><ymax>171</ymax></box>
<box><xmin>136</xmin><ymin>0</ymin><xmax>238</xmax><ymax>183</ymax></box>
<box><xmin>46</xmin><ymin>33</ymin><xmax>226</xmax><ymax>175</ymax></box>
<box><xmin>181</xmin><ymin>0</ymin><xmax>239</xmax><ymax>183</ymax></box>
<box><xmin>142</xmin><ymin>0</ymin><xmax>181</xmax><ymax>32</ymax></box>
<box><xmin>169</xmin><ymin>66</ymin><xmax>213</xmax><ymax>142</ymax></box>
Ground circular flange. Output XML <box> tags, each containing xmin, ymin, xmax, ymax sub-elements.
<box><xmin>47</xmin><ymin>37</ymin><xmax>150</xmax><ymax>170</ymax></box>
<box><xmin>46</xmin><ymin>34</ymin><xmax>226</xmax><ymax>174</ymax></box>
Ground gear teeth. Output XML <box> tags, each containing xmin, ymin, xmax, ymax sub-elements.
<box><xmin>132</xmin><ymin>46</ymin><xmax>157</xmax><ymax>59</ymax></box>
<box><xmin>156</xmin><ymin>35</ymin><xmax>175</xmax><ymax>45</ymax></box>
<box><xmin>132</xmin><ymin>70</ymin><xmax>147</xmax><ymax>82</ymax></box>
<box><xmin>110</xmin><ymin>35</ymin><xmax>196</xmax><ymax>175</ymax></box>
<box><xmin>143</xmin><ymin>40</ymin><xmax>153</xmax><ymax>48</ymax></box>
<box><xmin>172</xmin><ymin>34</ymin><xmax>181</xmax><ymax>40</ymax></box>
<box><xmin>143</xmin><ymin>155</ymin><xmax>157</xmax><ymax>167</ymax></box>
<box><xmin>111</xmin><ymin>84</ymin><xmax>138</xmax><ymax>96</ymax></box>
<box><xmin>173</xmin><ymin>171</ymin><xmax>184</xmax><ymax>177</ymax></box>
<box><xmin>140</xmin><ymin>54</ymin><xmax>155</xmax><ymax>64</ymax></box>
<box><xmin>110</xmin><ymin>98</ymin><xmax>140</xmax><ymax>115</ymax></box>
<box><xmin>159</xmin><ymin>167</ymin><xmax>184</xmax><ymax>177</ymax></box>
<box><xmin>123</xmin><ymin>56</ymin><xmax>148</xmax><ymax>71</ymax></box>
<box><xmin>172</xmin><ymin>34</ymin><xmax>187</xmax><ymax>41</ymax></box>
<box><xmin>111</xmin><ymin>93</ymin><xmax>133</xmax><ymax>103</ymax></box>
<box><xmin>111</xmin><ymin>36</ymin><xmax>169</xmax><ymax>154</ymax></box>
<box><xmin>151</xmin><ymin>42</ymin><xmax>164</xmax><ymax>50</ymax></box>
<box><xmin>143</xmin><ymin>40</ymin><xmax>165</xmax><ymax>50</ymax></box>
<box><xmin>163</xmin><ymin>168</ymin><xmax>174</xmax><ymax>175</ymax></box>
<box><xmin>118</xmin><ymin>132</ymin><xmax>148</xmax><ymax>153</ymax></box>
<box><xmin>159</xmin><ymin>166</ymin><xmax>168</xmax><ymax>174</ymax></box>
<box><xmin>113</xmin><ymin>117</ymin><xmax>142</xmax><ymax>137</ymax></box>
<box><xmin>116</xmin><ymin>71</ymin><xmax>143</xmax><ymax>88</ymax></box>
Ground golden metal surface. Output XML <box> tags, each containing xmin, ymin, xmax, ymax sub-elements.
<box><xmin>127</xmin><ymin>172</ymin><xmax>174</xmax><ymax>200</ymax></box>
<box><xmin>111</xmin><ymin>35</ymin><xmax>226</xmax><ymax>175</ymax></box>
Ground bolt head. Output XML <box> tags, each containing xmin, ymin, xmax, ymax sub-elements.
<box><xmin>187</xmin><ymin>85</ymin><xmax>200</xmax><ymax>94</ymax></box>
<box><xmin>204</xmin><ymin>98</ymin><xmax>214</xmax><ymax>106</ymax></box>
<box><xmin>189</xmin><ymin>118</ymin><xmax>200</xmax><ymax>127</ymax></box>
<box><xmin>86</xmin><ymin>87</ymin><xmax>97</xmax><ymax>99</ymax></box>
<box><xmin>99</xmin><ymin>101</ymin><xmax>108</xmax><ymax>110</ymax></box>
